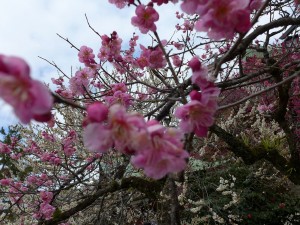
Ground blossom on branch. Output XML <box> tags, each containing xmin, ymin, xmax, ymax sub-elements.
<box><xmin>78</xmin><ymin>45</ymin><xmax>97</xmax><ymax>68</ymax></box>
<box><xmin>175</xmin><ymin>56</ymin><xmax>219</xmax><ymax>137</ymax></box>
<box><xmin>108</xmin><ymin>0</ymin><xmax>130</xmax><ymax>9</ymax></box>
<box><xmin>181</xmin><ymin>0</ymin><xmax>253</xmax><ymax>40</ymax></box>
<box><xmin>131</xmin><ymin>4</ymin><xmax>159</xmax><ymax>34</ymax></box>
<box><xmin>83</xmin><ymin>103</ymin><xmax>188</xmax><ymax>179</ymax></box>
<box><xmin>131</xmin><ymin>120</ymin><xmax>189</xmax><ymax>179</ymax></box>
<box><xmin>0</xmin><ymin>55</ymin><xmax>53</xmax><ymax>123</ymax></box>
<box><xmin>137</xmin><ymin>44</ymin><xmax>167</xmax><ymax>69</ymax></box>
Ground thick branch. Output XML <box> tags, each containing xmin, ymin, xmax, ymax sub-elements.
<box><xmin>222</xmin><ymin>17</ymin><xmax>300</xmax><ymax>64</ymax></box>
<box><xmin>210</xmin><ymin>124</ymin><xmax>300</xmax><ymax>184</ymax></box>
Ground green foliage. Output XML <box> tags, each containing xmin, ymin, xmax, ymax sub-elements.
<box><xmin>260</xmin><ymin>136</ymin><xmax>284</xmax><ymax>151</ymax></box>
<box><xmin>183</xmin><ymin>161</ymin><xmax>300</xmax><ymax>224</ymax></box>
<box><xmin>0</xmin><ymin>125</ymin><xmax>30</xmax><ymax>180</ymax></box>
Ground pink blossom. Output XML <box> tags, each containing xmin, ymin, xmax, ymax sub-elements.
<box><xmin>83</xmin><ymin>124</ymin><xmax>111</xmax><ymax>153</ymax></box>
<box><xmin>131</xmin><ymin>121</ymin><xmax>188</xmax><ymax>179</ymax></box>
<box><xmin>172</xmin><ymin>42</ymin><xmax>184</xmax><ymax>50</ymax></box>
<box><xmin>41</xmin><ymin>173</ymin><xmax>49</xmax><ymax>180</ymax></box>
<box><xmin>40</xmin><ymin>191</ymin><xmax>53</xmax><ymax>204</ymax></box>
<box><xmin>131</xmin><ymin>4</ymin><xmax>159</xmax><ymax>34</ymax></box>
<box><xmin>42</xmin><ymin>131</ymin><xmax>56</xmax><ymax>142</ymax></box>
<box><xmin>27</xmin><ymin>175</ymin><xmax>38</xmax><ymax>185</ymax></box>
<box><xmin>151</xmin><ymin>0</ymin><xmax>178</xmax><ymax>5</ymax></box>
<box><xmin>108</xmin><ymin>0</ymin><xmax>129</xmax><ymax>9</ymax></box>
<box><xmin>108</xmin><ymin>104</ymin><xmax>148</xmax><ymax>154</ymax></box>
<box><xmin>0</xmin><ymin>55</ymin><xmax>53</xmax><ymax>123</ymax></box>
<box><xmin>0</xmin><ymin>143</ymin><xmax>11</xmax><ymax>154</ymax></box>
<box><xmin>78</xmin><ymin>45</ymin><xmax>97</xmax><ymax>67</ymax></box>
<box><xmin>83</xmin><ymin>103</ymin><xmax>113</xmax><ymax>153</ymax></box>
<box><xmin>51</xmin><ymin>77</ymin><xmax>64</xmax><ymax>86</ymax></box>
<box><xmin>40</xmin><ymin>152</ymin><xmax>62</xmax><ymax>165</ymax></box>
<box><xmin>257</xmin><ymin>103</ymin><xmax>274</xmax><ymax>113</ymax></box>
<box><xmin>179</xmin><ymin>19</ymin><xmax>194</xmax><ymax>32</ymax></box>
<box><xmin>0</xmin><ymin>178</ymin><xmax>11</xmax><ymax>186</ymax></box>
<box><xmin>98</xmin><ymin>32</ymin><xmax>122</xmax><ymax>62</ymax></box>
<box><xmin>69</xmin><ymin>67</ymin><xmax>94</xmax><ymax>96</ymax></box>
<box><xmin>249</xmin><ymin>0</ymin><xmax>263</xmax><ymax>10</ymax></box>
<box><xmin>137</xmin><ymin>44</ymin><xmax>166</xmax><ymax>69</ymax></box>
<box><xmin>63</xmin><ymin>138</ymin><xmax>76</xmax><ymax>157</ymax></box>
<box><xmin>83</xmin><ymin>103</ymin><xmax>147</xmax><ymax>154</ymax></box>
<box><xmin>105</xmin><ymin>90</ymin><xmax>133</xmax><ymax>108</ymax></box>
<box><xmin>84</xmin><ymin>102</ymin><xmax>109</xmax><ymax>124</ymax></box>
<box><xmin>39</xmin><ymin>202</ymin><xmax>55</xmax><ymax>220</ymax></box>
<box><xmin>174</xmin><ymin>90</ymin><xmax>219</xmax><ymax>137</ymax></box>
<box><xmin>189</xmin><ymin>56</ymin><xmax>210</xmax><ymax>89</ymax></box>
<box><xmin>111</xmin><ymin>82</ymin><xmax>127</xmax><ymax>92</ymax></box>
<box><xmin>181</xmin><ymin>0</ymin><xmax>252</xmax><ymax>40</ymax></box>
<box><xmin>10</xmin><ymin>153</ymin><xmax>22</xmax><ymax>160</ymax></box>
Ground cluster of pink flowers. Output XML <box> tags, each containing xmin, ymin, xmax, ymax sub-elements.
<box><xmin>175</xmin><ymin>19</ymin><xmax>194</xmax><ymax>32</ymax></box>
<box><xmin>108</xmin><ymin>0</ymin><xmax>132</xmax><ymax>9</ymax></box>
<box><xmin>107</xmin><ymin>0</ymin><xmax>263</xmax><ymax>41</ymax></box>
<box><xmin>42</xmin><ymin>131</ymin><xmax>56</xmax><ymax>142</ymax></box>
<box><xmin>151</xmin><ymin>0</ymin><xmax>179</xmax><ymax>5</ymax></box>
<box><xmin>131</xmin><ymin>3</ymin><xmax>159</xmax><ymax>34</ymax></box>
<box><xmin>136</xmin><ymin>44</ymin><xmax>167</xmax><ymax>69</ymax></box>
<box><xmin>98</xmin><ymin>31</ymin><xmax>123</xmax><ymax>62</ymax></box>
<box><xmin>40</xmin><ymin>152</ymin><xmax>62</xmax><ymax>165</ymax></box>
<box><xmin>26</xmin><ymin>174</ymin><xmax>52</xmax><ymax>187</ymax></box>
<box><xmin>105</xmin><ymin>83</ymin><xmax>133</xmax><ymax>108</ymax></box>
<box><xmin>9</xmin><ymin>181</ymin><xmax>28</xmax><ymax>203</ymax></box>
<box><xmin>0</xmin><ymin>142</ymin><xmax>11</xmax><ymax>154</ymax></box>
<box><xmin>83</xmin><ymin>102</ymin><xmax>188</xmax><ymax>179</ymax></box>
<box><xmin>0</xmin><ymin>55</ymin><xmax>53</xmax><ymax>123</ymax></box>
<box><xmin>69</xmin><ymin>67</ymin><xmax>95</xmax><ymax>96</ymax></box>
<box><xmin>131</xmin><ymin>120</ymin><xmax>188</xmax><ymax>179</ymax></box>
<box><xmin>175</xmin><ymin>57</ymin><xmax>219</xmax><ymax>137</ymax></box>
<box><xmin>33</xmin><ymin>191</ymin><xmax>55</xmax><ymax>221</ymax></box>
<box><xmin>124</xmin><ymin>35</ymin><xmax>139</xmax><ymax>62</ymax></box>
<box><xmin>78</xmin><ymin>45</ymin><xmax>97</xmax><ymax>68</ymax></box>
<box><xmin>180</xmin><ymin>0</ymin><xmax>262</xmax><ymax>40</ymax></box>
<box><xmin>62</xmin><ymin>130</ymin><xmax>77</xmax><ymax>157</ymax></box>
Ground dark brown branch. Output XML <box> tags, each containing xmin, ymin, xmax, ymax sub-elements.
<box><xmin>210</xmin><ymin>124</ymin><xmax>300</xmax><ymax>184</ymax></box>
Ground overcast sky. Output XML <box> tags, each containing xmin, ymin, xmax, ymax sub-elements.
<box><xmin>0</xmin><ymin>0</ymin><xmax>180</xmax><ymax>127</ymax></box>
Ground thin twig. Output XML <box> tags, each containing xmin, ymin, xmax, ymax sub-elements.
<box><xmin>218</xmin><ymin>70</ymin><xmax>300</xmax><ymax>110</ymax></box>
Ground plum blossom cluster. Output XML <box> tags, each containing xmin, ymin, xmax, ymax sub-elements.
<box><xmin>136</xmin><ymin>44</ymin><xmax>167</xmax><ymax>69</ymax></box>
<box><xmin>98</xmin><ymin>31</ymin><xmax>123</xmax><ymax>62</ymax></box>
<box><xmin>83</xmin><ymin>102</ymin><xmax>188</xmax><ymax>179</ymax></box>
<box><xmin>78</xmin><ymin>45</ymin><xmax>97</xmax><ymax>68</ymax></box>
<box><xmin>0</xmin><ymin>55</ymin><xmax>53</xmax><ymax>123</ymax></box>
<box><xmin>151</xmin><ymin>0</ymin><xmax>179</xmax><ymax>6</ymax></box>
<box><xmin>62</xmin><ymin>130</ymin><xmax>77</xmax><ymax>157</ymax></box>
<box><xmin>69</xmin><ymin>67</ymin><xmax>96</xmax><ymax>96</ymax></box>
<box><xmin>33</xmin><ymin>191</ymin><xmax>56</xmax><ymax>220</ymax></box>
<box><xmin>108</xmin><ymin>0</ymin><xmax>134</xmax><ymax>9</ymax></box>
<box><xmin>109</xmin><ymin>0</ymin><xmax>261</xmax><ymax>40</ymax></box>
<box><xmin>175</xmin><ymin>57</ymin><xmax>220</xmax><ymax>137</ymax></box>
<box><xmin>180</xmin><ymin>0</ymin><xmax>262</xmax><ymax>40</ymax></box>
<box><xmin>131</xmin><ymin>3</ymin><xmax>159</xmax><ymax>34</ymax></box>
<box><xmin>105</xmin><ymin>82</ymin><xmax>133</xmax><ymax>108</ymax></box>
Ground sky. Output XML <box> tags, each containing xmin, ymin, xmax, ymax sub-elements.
<box><xmin>0</xmin><ymin>0</ymin><xmax>180</xmax><ymax>127</ymax></box>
